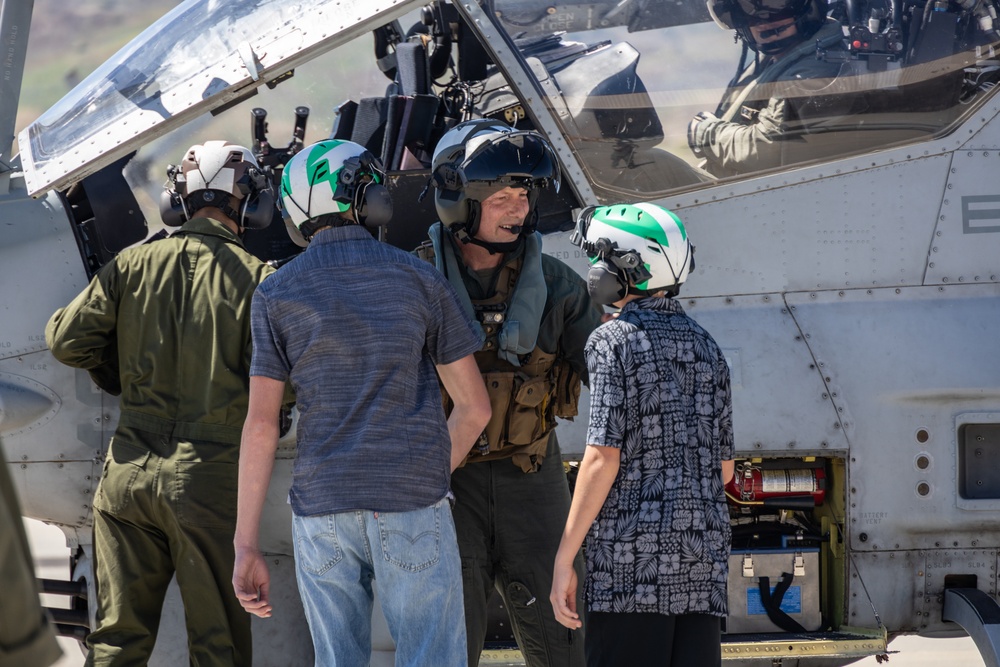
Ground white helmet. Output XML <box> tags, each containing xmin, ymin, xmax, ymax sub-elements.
<box><xmin>159</xmin><ymin>140</ymin><xmax>274</xmax><ymax>229</ymax></box>
<box><xmin>570</xmin><ymin>202</ymin><xmax>694</xmax><ymax>305</ymax></box>
<box><xmin>279</xmin><ymin>139</ymin><xmax>392</xmax><ymax>241</ymax></box>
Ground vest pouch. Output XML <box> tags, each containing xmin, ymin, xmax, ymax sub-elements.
<box><xmin>479</xmin><ymin>372</ymin><xmax>554</xmax><ymax>451</ymax></box>
<box><xmin>481</xmin><ymin>372</ymin><xmax>516</xmax><ymax>450</ymax></box>
<box><xmin>550</xmin><ymin>360</ymin><xmax>582</xmax><ymax>420</ymax></box>
<box><xmin>507</xmin><ymin>374</ymin><xmax>552</xmax><ymax>446</ymax></box>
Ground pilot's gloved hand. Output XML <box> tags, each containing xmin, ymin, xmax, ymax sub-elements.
<box><xmin>687</xmin><ymin>111</ymin><xmax>717</xmax><ymax>159</ymax></box>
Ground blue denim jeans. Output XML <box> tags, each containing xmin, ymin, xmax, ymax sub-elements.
<box><xmin>292</xmin><ymin>497</ymin><xmax>467</xmax><ymax>667</ymax></box>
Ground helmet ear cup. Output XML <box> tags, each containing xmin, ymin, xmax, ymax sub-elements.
<box><xmin>354</xmin><ymin>182</ymin><xmax>393</xmax><ymax>227</ymax></box>
<box><xmin>587</xmin><ymin>261</ymin><xmax>629</xmax><ymax>306</ymax></box>
<box><xmin>159</xmin><ymin>188</ymin><xmax>189</xmax><ymax>227</ymax></box>
<box><xmin>466</xmin><ymin>200</ymin><xmax>481</xmax><ymax>238</ymax></box>
<box><xmin>241</xmin><ymin>188</ymin><xmax>275</xmax><ymax>230</ymax></box>
<box><xmin>239</xmin><ymin>166</ymin><xmax>275</xmax><ymax>230</ymax></box>
<box><xmin>522</xmin><ymin>207</ymin><xmax>539</xmax><ymax>235</ymax></box>
<box><xmin>429</xmin><ymin>161</ymin><xmax>471</xmax><ymax>234</ymax></box>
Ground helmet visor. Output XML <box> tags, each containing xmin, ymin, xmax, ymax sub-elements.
<box><xmin>460</xmin><ymin>131</ymin><xmax>561</xmax><ymax>193</ymax></box>
<box><xmin>733</xmin><ymin>0</ymin><xmax>804</xmax><ymax>22</ymax></box>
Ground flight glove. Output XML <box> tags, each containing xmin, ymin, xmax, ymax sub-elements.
<box><xmin>687</xmin><ymin>110</ymin><xmax>717</xmax><ymax>158</ymax></box>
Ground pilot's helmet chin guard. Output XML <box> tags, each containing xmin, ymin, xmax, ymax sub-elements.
<box><xmin>571</xmin><ymin>202</ymin><xmax>695</xmax><ymax>306</ymax></box>
<box><xmin>277</xmin><ymin>139</ymin><xmax>392</xmax><ymax>245</ymax></box>
<box><xmin>706</xmin><ymin>0</ymin><xmax>827</xmax><ymax>54</ymax></box>
<box><xmin>430</xmin><ymin>119</ymin><xmax>560</xmax><ymax>241</ymax></box>
<box><xmin>159</xmin><ymin>140</ymin><xmax>274</xmax><ymax>230</ymax></box>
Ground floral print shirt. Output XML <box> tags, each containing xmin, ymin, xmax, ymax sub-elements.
<box><xmin>583</xmin><ymin>296</ymin><xmax>734</xmax><ymax>617</ymax></box>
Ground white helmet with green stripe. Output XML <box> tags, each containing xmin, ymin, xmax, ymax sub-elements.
<box><xmin>570</xmin><ymin>202</ymin><xmax>694</xmax><ymax>304</ymax></box>
<box><xmin>279</xmin><ymin>139</ymin><xmax>391</xmax><ymax>240</ymax></box>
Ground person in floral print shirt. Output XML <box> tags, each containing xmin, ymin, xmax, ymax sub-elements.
<box><xmin>551</xmin><ymin>202</ymin><xmax>735</xmax><ymax>666</ymax></box>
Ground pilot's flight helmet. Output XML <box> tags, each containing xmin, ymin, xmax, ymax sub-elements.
<box><xmin>431</xmin><ymin>119</ymin><xmax>560</xmax><ymax>239</ymax></box>
<box><xmin>707</xmin><ymin>0</ymin><xmax>827</xmax><ymax>54</ymax></box>
<box><xmin>159</xmin><ymin>141</ymin><xmax>274</xmax><ymax>229</ymax></box>
<box><xmin>279</xmin><ymin>139</ymin><xmax>393</xmax><ymax>242</ymax></box>
<box><xmin>570</xmin><ymin>202</ymin><xmax>694</xmax><ymax>305</ymax></box>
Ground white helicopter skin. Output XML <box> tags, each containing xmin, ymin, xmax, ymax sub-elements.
<box><xmin>4</xmin><ymin>0</ymin><xmax>1000</xmax><ymax>664</ymax></box>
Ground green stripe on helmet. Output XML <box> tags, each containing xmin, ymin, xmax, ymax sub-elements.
<box><xmin>636</xmin><ymin>262</ymin><xmax>651</xmax><ymax>290</ymax></box>
<box><xmin>593</xmin><ymin>204</ymin><xmax>686</xmax><ymax>248</ymax></box>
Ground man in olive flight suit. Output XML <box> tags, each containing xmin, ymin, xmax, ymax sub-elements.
<box><xmin>46</xmin><ymin>141</ymin><xmax>277</xmax><ymax>666</ymax></box>
<box><xmin>425</xmin><ymin>119</ymin><xmax>604</xmax><ymax>667</ymax></box>
<box><xmin>687</xmin><ymin>0</ymin><xmax>849</xmax><ymax>177</ymax></box>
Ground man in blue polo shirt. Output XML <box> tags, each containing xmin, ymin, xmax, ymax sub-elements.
<box><xmin>232</xmin><ymin>140</ymin><xmax>491</xmax><ymax>666</ymax></box>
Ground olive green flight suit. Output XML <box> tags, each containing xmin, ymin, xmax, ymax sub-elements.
<box><xmin>46</xmin><ymin>217</ymin><xmax>274</xmax><ymax>667</ymax></box>
<box><xmin>0</xmin><ymin>437</ymin><xmax>63</xmax><ymax>667</ymax></box>
<box><xmin>691</xmin><ymin>19</ymin><xmax>853</xmax><ymax>178</ymax></box>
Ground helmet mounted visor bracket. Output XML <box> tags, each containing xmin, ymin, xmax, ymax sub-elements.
<box><xmin>583</xmin><ymin>237</ymin><xmax>654</xmax><ymax>290</ymax></box>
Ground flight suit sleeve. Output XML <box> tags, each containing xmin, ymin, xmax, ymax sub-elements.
<box><xmin>691</xmin><ymin>95</ymin><xmax>791</xmax><ymax>175</ymax></box>
<box><xmin>44</xmin><ymin>262</ymin><xmax>122</xmax><ymax>395</ymax></box>
<box><xmin>558</xmin><ymin>278</ymin><xmax>604</xmax><ymax>386</ymax></box>
<box><xmin>692</xmin><ymin>59</ymin><xmax>850</xmax><ymax>176</ymax></box>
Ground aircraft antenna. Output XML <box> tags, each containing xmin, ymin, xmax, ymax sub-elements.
<box><xmin>849</xmin><ymin>553</ymin><xmax>885</xmax><ymax>629</ymax></box>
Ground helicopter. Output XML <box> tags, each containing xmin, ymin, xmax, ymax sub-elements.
<box><xmin>4</xmin><ymin>0</ymin><xmax>1000</xmax><ymax>664</ymax></box>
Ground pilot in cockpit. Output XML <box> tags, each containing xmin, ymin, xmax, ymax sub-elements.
<box><xmin>687</xmin><ymin>0</ymin><xmax>852</xmax><ymax>178</ymax></box>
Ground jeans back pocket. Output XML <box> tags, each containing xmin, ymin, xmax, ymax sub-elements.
<box><xmin>376</xmin><ymin>503</ymin><xmax>442</xmax><ymax>573</ymax></box>
<box><xmin>293</xmin><ymin>513</ymin><xmax>344</xmax><ymax>577</ymax></box>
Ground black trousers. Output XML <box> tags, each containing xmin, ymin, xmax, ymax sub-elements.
<box><xmin>585</xmin><ymin>612</ymin><xmax>721</xmax><ymax>667</ymax></box>
<box><xmin>451</xmin><ymin>434</ymin><xmax>585</xmax><ymax>667</ymax></box>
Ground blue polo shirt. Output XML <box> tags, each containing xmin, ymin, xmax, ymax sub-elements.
<box><xmin>250</xmin><ymin>225</ymin><xmax>483</xmax><ymax>515</ymax></box>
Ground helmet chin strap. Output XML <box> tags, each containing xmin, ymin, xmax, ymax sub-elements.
<box><xmin>460</xmin><ymin>235</ymin><xmax>522</xmax><ymax>255</ymax></box>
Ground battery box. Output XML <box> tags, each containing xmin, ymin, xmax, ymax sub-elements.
<box><xmin>725</xmin><ymin>548</ymin><xmax>821</xmax><ymax>634</ymax></box>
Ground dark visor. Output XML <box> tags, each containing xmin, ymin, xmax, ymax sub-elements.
<box><xmin>459</xmin><ymin>131</ymin><xmax>561</xmax><ymax>192</ymax></box>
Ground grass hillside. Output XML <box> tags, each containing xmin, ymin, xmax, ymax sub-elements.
<box><xmin>16</xmin><ymin>0</ymin><xmax>181</xmax><ymax>138</ymax></box>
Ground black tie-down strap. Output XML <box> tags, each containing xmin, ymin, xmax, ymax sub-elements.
<box><xmin>758</xmin><ymin>572</ymin><xmax>808</xmax><ymax>633</ymax></box>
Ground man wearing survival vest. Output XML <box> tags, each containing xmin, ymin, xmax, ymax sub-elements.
<box><xmin>422</xmin><ymin>120</ymin><xmax>604</xmax><ymax>667</ymax></box>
